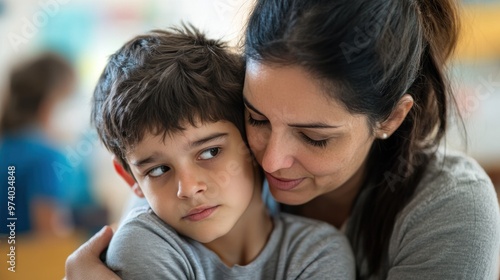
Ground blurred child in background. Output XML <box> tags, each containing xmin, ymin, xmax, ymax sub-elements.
<box><xmin>0</xmin><ymin>52</ymin><xmax>77</xmax><ymax>236</ymax></box>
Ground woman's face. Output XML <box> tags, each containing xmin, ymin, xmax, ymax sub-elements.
<box><xmin>243</xmin><ymin>61</ymin><xmax>376</xmax><ymax>205</ymax></box>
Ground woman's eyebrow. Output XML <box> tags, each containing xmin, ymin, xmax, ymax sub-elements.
<box><xmin>243</xmin><ymin>97</ymin><xmax>265</xmax><ymax>115</ymax></box>
<box><xmin>244</xmin><ymin>96</ymin><xmax>341</xmax><ymax>129</ymax></box>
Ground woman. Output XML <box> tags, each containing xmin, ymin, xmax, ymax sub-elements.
<box><xmin>66</xmin><ymin>0</ymin><xmax>500</xmax><ymax>278</ymax></box>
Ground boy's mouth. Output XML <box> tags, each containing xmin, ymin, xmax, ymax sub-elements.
<box><xmin>182</xmin><ymin>205</ymin><xmax>220</xmax><ymax>222</ymax></box>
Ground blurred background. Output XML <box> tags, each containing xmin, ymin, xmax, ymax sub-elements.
<box><xmin>0</xmin><ymin>0</ymin><xmax>499</xmax><ymax>279</ymax></box>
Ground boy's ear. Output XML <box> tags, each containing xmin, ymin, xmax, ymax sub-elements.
<box><xmin>112</xmin><ymin>157</ymin><xmax>145</xmax><ymax>198</ymax></box>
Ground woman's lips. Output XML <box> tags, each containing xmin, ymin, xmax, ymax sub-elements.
<box><xmin>183</xmin><ymin>205</ymin><xmax>219</xmax><ymax>222</ymax></box>
<box><xmin>265</xmin><ymin>172</ymin><xmax>304</xmax><ymax>191</ymax></box>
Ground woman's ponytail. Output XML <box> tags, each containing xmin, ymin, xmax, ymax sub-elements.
<box><xmin>417</xmin><ymin>0</ymin><xmax>460</xmax><ymax>64</ymax></box>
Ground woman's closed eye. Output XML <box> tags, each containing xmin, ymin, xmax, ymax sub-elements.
<box><xmin>247</xmin><ymin>115</ymin><xmax>269</xmax><ymax>126</ymax></box>
<box><xmin>148</xmin><ymin>165</ymin><xmax>170</xmax><ymax>178</ymax></box>
<box><xmin>299</xmin><ymin>133</ymin><xmax>329</xmax><ymax>148</ymax></box>
<box><xmin>198</xmin><ymin>147</ymin><xmax>222</xmax><ymax>160</ymax></box>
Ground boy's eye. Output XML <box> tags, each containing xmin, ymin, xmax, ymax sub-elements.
<box><xmin>199</xmin><ymin>147</ymin><xmax>221</xmax><ymax>160</ymax></box>
<box><xmin>247</xmin><ymin>115</ymin><xmax>269</xmax><ymax>126</ymax></box>
<box><xmin>148</xmin><ymin>165</ymin><xmax>170</xmax><ymax>177</ymax></box>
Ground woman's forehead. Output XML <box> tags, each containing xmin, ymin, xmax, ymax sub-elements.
<box><xmin>244</xmin><ymin>63</ymin><xmax>338</xmax><ymax>108</ymax></box>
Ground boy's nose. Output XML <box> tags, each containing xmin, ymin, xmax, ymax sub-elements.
<box><xmin>176</xmin><ymin>171</ymin><xmax>207</xmax><ymax>199</ymax></box>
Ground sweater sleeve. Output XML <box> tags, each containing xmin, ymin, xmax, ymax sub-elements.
<box><xmin>106</xmin><ymin>214</ymin><xmax>196</xmax><ymax>280</ymax></box>
<box><xmin>387</xmin><ymin>178</ymin><xmax>500</xmax><ymax>280</ymax></box>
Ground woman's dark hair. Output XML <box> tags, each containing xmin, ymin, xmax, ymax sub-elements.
<box><xmin>245</xmin><ymin>0</ymin><xmax>459</xmax><ymax>277</ymax></box>
<box><xmin>91</xmin><ymin>25</ymin><xmax>246</xmax><ymax>172</ymax></box>
<box><xmin>1</xmin><ymin>52</ymin><xmax>74</xmax><ymax>133</ymax></box>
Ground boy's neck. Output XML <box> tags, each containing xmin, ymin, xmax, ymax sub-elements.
<box><xmin>203</xmin><ymin>175</ymin><xmax>273</xmax><ymax>267</ymax></box>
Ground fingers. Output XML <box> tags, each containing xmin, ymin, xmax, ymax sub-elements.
<box><xmin>86</xmin><ymin>226</ymin><xmax>114</xmax><ymax>257</ymax></box>
<box><xmin>65</xmin><ymin>226</ymin><xmax>120</xmax><ymax>280</ymax></box>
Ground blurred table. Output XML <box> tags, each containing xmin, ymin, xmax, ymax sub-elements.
<box><xmin>0</xmin><ymin>231</ymin><xmax>86</xmax><ymax>280</ymax></box>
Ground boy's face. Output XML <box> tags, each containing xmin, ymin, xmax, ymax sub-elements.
<box><xmin>125</xmin><ymin>121</ymin><xmax>257</xmax><ymax>243</ymax></box>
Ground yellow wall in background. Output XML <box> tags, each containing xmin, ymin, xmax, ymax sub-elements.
<box><xmin>456</xmin><ymin>4</ymin><xmax>500</xmax><ymax>61</ymax></box>
<box><xmin>0</xmin><ymin>233</ymin><xmax>85</xmax><ymax>280</ymax></box>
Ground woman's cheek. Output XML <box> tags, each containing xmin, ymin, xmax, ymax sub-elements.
<box><xmin>246</xmin><ymin>125</ymin><xmax>269</xmax><ymax>154</ymax></box>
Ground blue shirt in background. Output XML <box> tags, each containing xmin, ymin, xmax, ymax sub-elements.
<box><xmin>0</xmin><ymin>128</ymin><xmax>74</xmax><ymax>234</ymax></box>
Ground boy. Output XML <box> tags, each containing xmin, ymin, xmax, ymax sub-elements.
<box><xmin>91</xmin><ymin>25</ymin><xmax>354</xmax><ymax>279</ymax></box>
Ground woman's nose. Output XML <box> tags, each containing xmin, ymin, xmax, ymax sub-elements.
<box><xmin>260</xmin><ymin>132</ymin><xmax>294</xmax><ymax>173</ymax></box>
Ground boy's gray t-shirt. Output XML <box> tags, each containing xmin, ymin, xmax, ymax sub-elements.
<box><xmin>106</xmin><ymin>208</ymin><xmax>355</xmax><ymax>279</ymax></box>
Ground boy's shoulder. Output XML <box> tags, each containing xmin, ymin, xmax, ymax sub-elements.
<box><xmin>110</xmin><ymin>206</ymin><xmax>185</xmax><ymax>251</ymax></box>
<box><xmin>271</xmin><ymin>213</ymin><xmax>355</xmax><ymax>279</ymax></box>
<box><xmin>106</xmin><ymin>206</ymin><xmax>200</xmax><ymax>279</ymax></box>
<box><xmin>122</xmin><ymin>205</ymin><xmax>157</xmax><ymax>222</ymax></box>
<box><xmin>116</xmin><ymin>205</ymin><xmax>184</xmax><ymax>245</ymax></box>
<box><xmin>274</xmin><ymin>212</ymin><xmax>349</xmax><ymax>250</ymax></box>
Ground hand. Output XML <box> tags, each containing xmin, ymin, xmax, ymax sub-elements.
<box><xmin>65</xmin><ymin>226</ymin><xmax>120</xmax><ymax>280</ymax></box>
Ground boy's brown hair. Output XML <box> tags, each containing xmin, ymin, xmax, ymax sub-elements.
<box><xmin>91</xmin><ymin>25</ymin><xmax>245</xmax><ymax>171</ymax></box>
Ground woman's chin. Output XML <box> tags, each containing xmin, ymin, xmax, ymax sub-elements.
<box><xmin>269</xmin><ymin>187</ymin><xmax>316</xmax><ymax>206</ymax></box>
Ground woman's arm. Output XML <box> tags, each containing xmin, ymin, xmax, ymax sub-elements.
<box><xmin>65</xmin><ymin>226</ymin><xmax>121</xmax><ymax>280</ymax></box>
<box><xmin>387</xmin><ymin>178</ymin><xmax>500</xmax><ymax>279</ymax></box>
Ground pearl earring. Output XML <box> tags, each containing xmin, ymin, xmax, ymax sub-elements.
<box><xmin>381</xmin><ymin>133</ymin><xmax>388</xmax><ymax>139</ymax></box>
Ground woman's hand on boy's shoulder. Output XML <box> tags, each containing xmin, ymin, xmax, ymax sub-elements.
<box><xmin>65</xmin><ymin>226</ymin><xmax>121</xmax><ymax>280</ymax></box>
